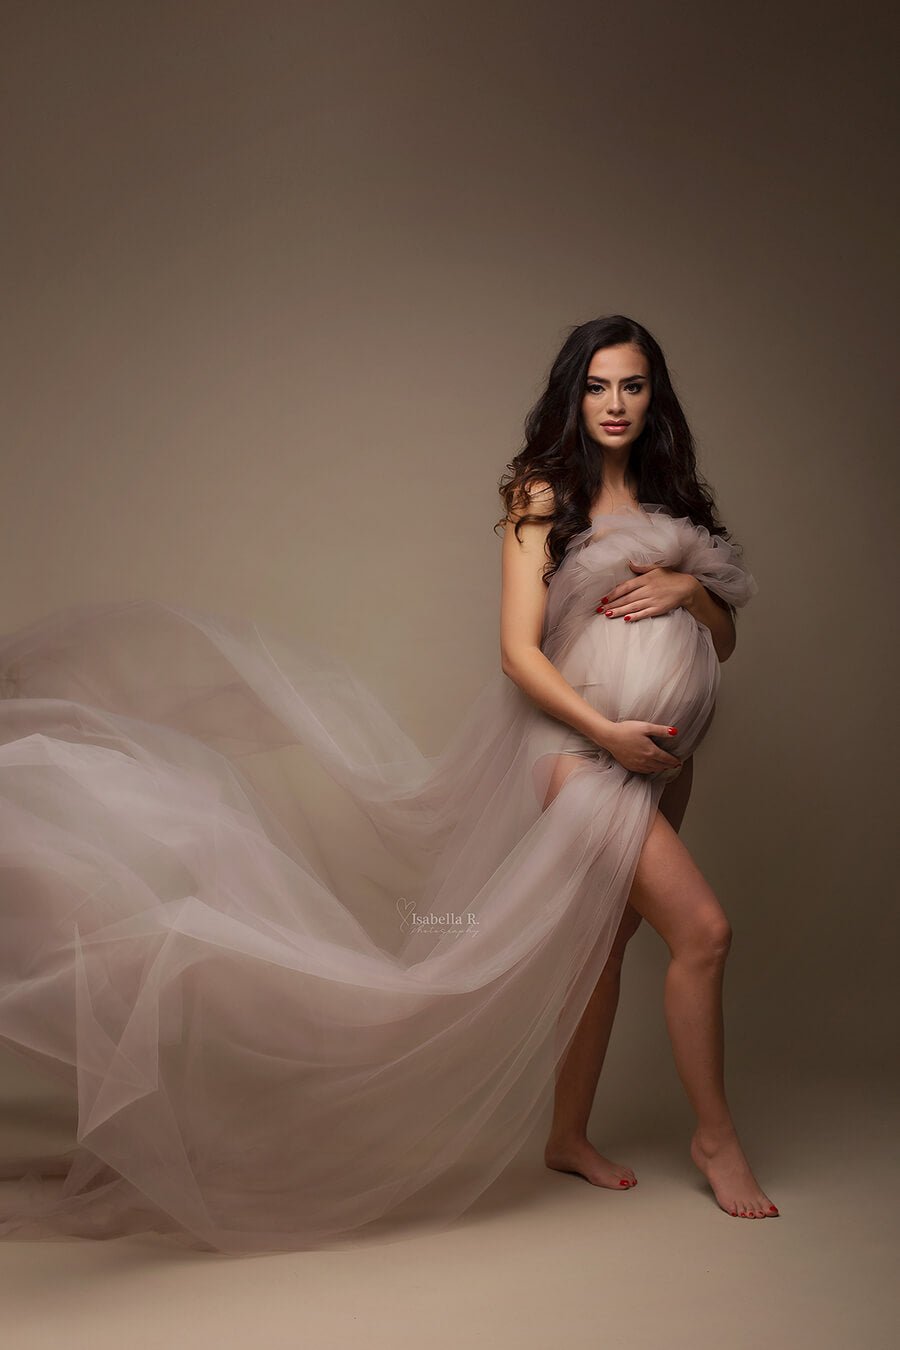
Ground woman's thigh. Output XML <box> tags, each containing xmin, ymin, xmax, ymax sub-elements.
<box><xmin>616</xmin><ymin>755</ymin><xmax>695</xmax><ymax>945</ymax></box>
<box><xmin>539</xmin><ymin>752</ymin><xmax>705</xmax><ymax>952</ymax></box>
<box><xmin>539</xmin><ymin>751</ymin><xmax>596</xmax><ymax>813</ymax></box>
<box><xmin>658</xmin><ymin>753</ymin><xmax>693</xmax><ymax>833</ymax></box>
<box><xmin>627</xmin><ymin>808</ymin><xmax>732</xmax><ymax>957</ymax></box>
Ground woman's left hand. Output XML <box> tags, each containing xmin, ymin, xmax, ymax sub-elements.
<box><xmin>596</xmin><ymin>561</ymin><xmax>698</xmax><ymax>622</ymax></box>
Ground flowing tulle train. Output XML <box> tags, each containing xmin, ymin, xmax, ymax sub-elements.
<box><xmin>0</xmin><ymin>504</ymin><xmax>757</xmax><ymax>1253</ymax></box>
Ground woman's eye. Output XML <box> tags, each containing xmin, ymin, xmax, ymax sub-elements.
<box><xmin>585</xmin><ymin>383</ymin><xmax>644</xmax><ymax>395</ymax></box>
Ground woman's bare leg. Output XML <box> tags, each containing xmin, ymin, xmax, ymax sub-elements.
<box><xmin>626</xmin><ymin>808</ymin><xmax>779</xmax><ymax>1218</ymax></box>
<box><xmin>543</xmin><ymin>758</ymin><xmax>694</xmax><ymax>1189</ymax></box>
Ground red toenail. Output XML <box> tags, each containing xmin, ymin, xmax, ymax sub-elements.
<box><xmin>619</xmin><ymin>1179</ymin><xmax>628</xmax><ymax>1186</ymax></box>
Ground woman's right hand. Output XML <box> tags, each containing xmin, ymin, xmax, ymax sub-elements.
<box><xmin>601</xmin><ymin>720</ymin><xmax>682</xmax><ymax>775</ymax></box>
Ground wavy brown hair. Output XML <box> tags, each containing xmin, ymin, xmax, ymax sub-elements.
<box><xmin>494</xmin><ymin>315</ymin><xmax>743</xmax><ymax>611</ymax></box>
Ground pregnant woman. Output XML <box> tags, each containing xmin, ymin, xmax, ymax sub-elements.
<box><xmin>499</xmin><ymin>316</ymin><xmax>777</xmax><ymax>1221</ymax></box>
<box><xmin>0</xmin><ymin>315</ymin><xmax>775</xmax><ymax>1255</ymax></box>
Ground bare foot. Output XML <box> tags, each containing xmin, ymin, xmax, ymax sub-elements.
<box><xmin>690</xmin><ymin>1127</ymin><xmax>779</xmax><ymax>1218</ymax></box>
<box><xmin>544</xmin><ymin>1137</ymin><xmax>637</xmax><ymax>1189</ymax></box>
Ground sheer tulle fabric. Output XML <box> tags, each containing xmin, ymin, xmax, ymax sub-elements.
<box><xmin>0</xmin><ymin>504</ymin><xmax>757</xmax><ymax>1253</ymax></box>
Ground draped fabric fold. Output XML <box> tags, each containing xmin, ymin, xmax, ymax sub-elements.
<box><xmin>0</xmin><ymin>503</ymin><xmax>757</xmax><ymax>1253</ymax></box>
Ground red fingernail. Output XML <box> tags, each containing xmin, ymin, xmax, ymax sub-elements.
<box><xmin>600</xmin><ymin>596</ymin><xmax>609</xmax><ymax>604</ymax></box>
<box><xmin>595</xmin><ymin>605</ymin><xmax>603</xmax><ymax>613</ymax></box>
<box><xmin>668</xmin><ymin>727</ymin><xmax>677</xmax><ymax>735</ymax></box>
<box><xmin>605</xmin><ymin>610</ymin><xmax>614</xmax><ymax>617</ymax></box>
<box><xmin>623</xmin><ymin>615</ymin><xmax>632</xmax><ymax>622</ymax></box>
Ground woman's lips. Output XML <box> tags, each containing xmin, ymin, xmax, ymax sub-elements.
<box><xmin>601</xmin><ymin>423</ymin><xmax>630</xmax><ymax>433</ymax></box>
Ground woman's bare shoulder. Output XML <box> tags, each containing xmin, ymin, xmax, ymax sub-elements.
<box><xmin>506</xmin><ymin>477</ymin><xmax>557</xmax><ymax>523</ymax></box>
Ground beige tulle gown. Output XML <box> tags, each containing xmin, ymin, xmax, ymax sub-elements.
<box><xmin>0</xmin><ymin>502</ymin><xmax>757</xmax><ymax>1253</ymax></box>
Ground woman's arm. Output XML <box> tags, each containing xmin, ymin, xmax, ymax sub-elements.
<box><xmin>499</xmin><ymin>482</ymin><xmax>620</xmax><ymax>753</ymax></box>
<box><xmin>683</xmin><ymin>582</ymin><xmax>737</xmax><ymax>662</ymax></box>
<box><xmin>598</xmin><ymin>559</ymin><xmax>737</xmax><ymax>663</ymax></box>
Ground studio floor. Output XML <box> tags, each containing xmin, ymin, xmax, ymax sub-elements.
<box><xmin>1</xmin><ymin>1071</ymin><xmax>895</xmax><ymax>1350</ymax></box>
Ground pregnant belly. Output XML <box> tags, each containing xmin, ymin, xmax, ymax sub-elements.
<box><xmin>557</xmin><ymin>608</ymin><xmax>721</xmax><ymax>763</ymax></box>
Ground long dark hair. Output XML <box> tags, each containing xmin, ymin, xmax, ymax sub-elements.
<box><xmin>495</xmin><ymin>315</ymin><xmax>741</xmax><ymax>591</ymax></box>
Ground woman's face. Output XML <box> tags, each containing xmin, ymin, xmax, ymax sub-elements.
<box><xmin>580</xmin><ymin>343</ymin><xmax>652</xmax><ymax>450</ymax></box>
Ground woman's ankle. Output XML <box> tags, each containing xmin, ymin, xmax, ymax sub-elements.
<box><xmin>545</xmin><ymin>1127</ymin><xmax>589</xmax><ymax>1151</ymax></box>
<box><xmin>693</xmin><ymin>1119</ymin><xmax>739</xmax><ymax>1151</ymax></box>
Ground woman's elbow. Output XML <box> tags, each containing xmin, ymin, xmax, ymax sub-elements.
<box><xmin>501</xmin><ymin>650</ymin><xmax>519</xmax><ymax>679</ymax></box>
<box><xmin>500</xmin><ymin>646</ymin><xmax>534</xmax><ymax>681</ymax></box>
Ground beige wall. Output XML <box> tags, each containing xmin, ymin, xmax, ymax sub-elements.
<box><xmin>1</xmin><ymin>0</ymin><xmax>895</xmax><ymax>1114</ymax></box>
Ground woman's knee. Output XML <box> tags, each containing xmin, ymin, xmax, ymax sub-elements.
<box><xmin>681</xmin><ymin>910</ymin><xmax>732</xmax><ymax>964</ymax></box>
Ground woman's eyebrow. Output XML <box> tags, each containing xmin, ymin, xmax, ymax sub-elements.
<box><xmin>586</xmin><ymin>374</ymin><xmax>647</xmax><ymax>381</ymax></box>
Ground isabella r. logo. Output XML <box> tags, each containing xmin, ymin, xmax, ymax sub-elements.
<box><xmin>395</xmin><ymin>897</ymin><xmax>479</xmax><ymax>938</ymax></box>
